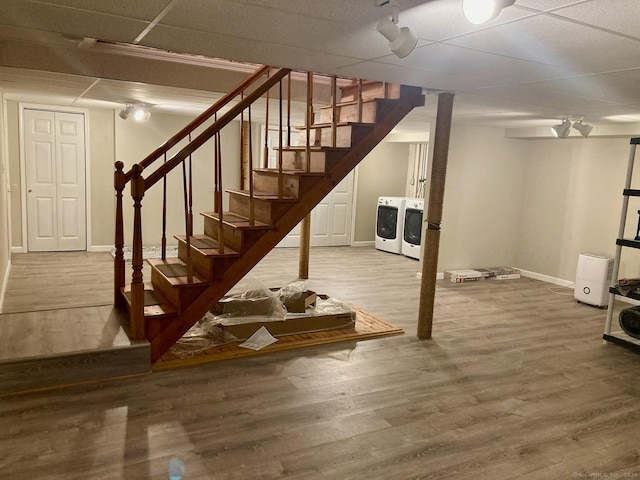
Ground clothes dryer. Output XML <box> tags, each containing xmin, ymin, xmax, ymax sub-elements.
<box><xmin>375</xmin><ymin>197</ymin><xmax>406</xmax><ymax>254</ymax></box>
<box><xmin>402</xmin><ymin>198</ymin><xmax>424</xmax><ymax>260</ymax></box>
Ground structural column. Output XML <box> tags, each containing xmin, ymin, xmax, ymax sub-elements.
<box><xmin>299</xmin><ymin>214</ymin><xmax>311</xmax><ymax>279</ymax></box>
<box><xmin>417</xmin><ymin>92</ymin><xmax>455</xmax><ymax>339</ymax></box>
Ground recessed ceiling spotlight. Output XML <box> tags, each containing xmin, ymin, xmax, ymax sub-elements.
<box><xmin>462</xmin><ymin>0</ymin><xmax>516</xmax><ymax>25</ymax></box>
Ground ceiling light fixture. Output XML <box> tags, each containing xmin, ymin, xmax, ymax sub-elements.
<box><xmin>572</xmin><ymin>119</ymin><xmax>593</xmax><ymax>137</ymax></box>
<box><xmin>462</xmin><ymin>0</ymin><xmax>516</xmax><ymax>25</ymax></box>
<box><xmin>119</xmin><ymin>104</ymin><xmax>134</xmax><ymax>120</ymax></box>
<box><xmin>551</xmin><ymin>118</ymin><xmax>572</xmax><ymax>138</ymax></box>
<box><xmin>375</xmin><ymin>0</ymin><xmax>418</xmax><ymax>58</ymax></box>
<box><xmin>119</xmin><ymin>103</ymin><xmax>150</xmax><ymax>122</ymax></box>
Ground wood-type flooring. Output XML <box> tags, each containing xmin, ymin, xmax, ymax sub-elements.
<box><xmin>2</xmin><ymin>246</ymin><xmax>640</xmax><ymax>479</ymax></box>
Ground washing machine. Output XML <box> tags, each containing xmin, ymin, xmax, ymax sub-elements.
<box><xmin>402</xmin><ymin>198</ymin><xmax>424</xmax><ymax>260</ymax></box>
<box><xmin>375</xmin><ymin>197</ymin><xmax>406</xmax><ymax>254</ymax></box>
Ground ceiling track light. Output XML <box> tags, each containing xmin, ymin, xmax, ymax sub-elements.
<box><xmin>572</xmin><ymin>119</ymin><xmax>593</xmax><ymax>137</ymax></box>
<box><xmin>462</xmin><ymin>0</ymin><xmax>516</xmax><ymax>25</ymax></box>
<box><xmin>551</xmin><ymin>118</ymin><xmax>572</xmax><ymax>138</ymax></box>
<box><xmin>375</xmin><ymin>0</ymin><xmax>418</xmax><ymax>58</ymax></box>
<box><xmin>119</xmin><ymin>103</ymin><xmax>150</xmax><ymax>122</ymax></box>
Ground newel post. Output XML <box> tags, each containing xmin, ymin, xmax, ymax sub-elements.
<box><xmin>130</xmin><ymin>164</ymin><xmax>146</xmax><ymax>341</ymax></box>
<box><xmin>114</xmin><ymin>161</ymin><xmax>126</xmax><ymax>310</ymax></box>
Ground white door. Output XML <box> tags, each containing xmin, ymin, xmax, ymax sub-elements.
<box><xmin>24</xmin><ymin>109</ymin><xmax>86</xmax><ymax>251</ymax></box>
<box><xmin>279</xmin><ymin>171</ymin><xmax>354</xmax><ymax>247</ymax></box>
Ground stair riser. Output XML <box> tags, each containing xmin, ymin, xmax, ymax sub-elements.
<box><xmin>319</xmin><ymin>102</ymin><xmax>377</xmax><ymax>124</ymax></box>
<box><xmin>252</xmin><ymin>172</ymin><xmax>316</xmax><ymax>198</ymax></box>
<box><xmin>176</xmin><ymin>240</ymin><xmax>237</xmax><ymax>281</ymax></box>
<box><xmin>228</xmin><ymin>193</ymin><xmax>292</xmax><ymax>225</ymax></box>
<box><xmin>150</xmin><ymin>267</ymin><xmax>207</xmax><ymax>310</ymax></box>
<box><xmin>281</xmin><ymin>150</ymin><xmax>329</xmax><ymax>172</ymax></box>
<box><xmin>203</xmin><ymin>218</ymin><xmax>245</xmax><ymax>252</ymax></box>
<box><xmin>340</xmin><ymin>82</ymin><xmax>400</xmax><ymax>102</ymax></box>
<box><xmin>317</xmin><ymin>124</ymin><xmax>371</xmax><ymax>148</ymax></box>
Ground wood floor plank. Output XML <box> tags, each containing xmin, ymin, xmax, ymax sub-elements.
<box><xmin>1</xmin><ymin>246</ymin><xmax>640</xmax><ymax>479</ymax></box>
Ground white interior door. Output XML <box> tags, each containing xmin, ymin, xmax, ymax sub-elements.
<box><xmin>278</xmin><ymin>171</ymin><xmax>354</xmax><ymax>247</ymax></box>
<box><xmin>24</xmin><ymin>109</ymin><xmax>86</xmax><ymax>251</ymax></box>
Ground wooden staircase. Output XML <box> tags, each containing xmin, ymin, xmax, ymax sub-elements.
<box><xmin>114</xmin><ymin>67</ymin><xmax>424</xmax><ymax>362</ymax></box>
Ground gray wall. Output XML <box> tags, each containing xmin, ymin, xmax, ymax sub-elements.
<box><xmin>354</xmin><ymin>141</ymin><xmax>410</xmax><ymax>242</ymax></box>
<box><xmin>0</xmin><ymin>91</ymin><xmax>10</xmax><ymax>310</ymax></box>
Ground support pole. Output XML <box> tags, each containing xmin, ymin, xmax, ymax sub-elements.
<box><xmin>417</xmin><ymin>92</ymin><xmax>455</xmax><ymax>340</ymax></box>
<box><xmin>299</xmin><ymin>214</ymin><xmax>311</xmax><ymax>279</ymax></box>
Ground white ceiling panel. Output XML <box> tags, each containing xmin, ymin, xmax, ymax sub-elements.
<box><xmin>0</xmin><ymin>0</ymin><xmax>149</xmax><ymax>44</ymax></box>
<box><xmin>1</xmin><ymin>0</ymin><xmax>640</xmax><ymax>131</ymax></box>
<box><xmin>447</xmin><ymin>13</ymin><xmax>640</xmax><ymax>73</ymax></box>
<box><xmin>548</xmin><ymin>0</ymin><xmax>640</xmax><ymax>39</ymax></box>
<box><xmin>34</xmin><ymin>0</ymin><xmax>173</xmax><ymax>22</ymax></box>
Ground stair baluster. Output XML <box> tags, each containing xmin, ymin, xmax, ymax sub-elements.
<box><xmin>287</xmin><ymin>73</ymin><xmax>292</xmax><ymax>147</ymax></box>
<box><xmin>114</xmin><ymin>161</ymin><xmax>126</xmax><ymax>309</ymax></box>
<box><xmin>263</xmin><ymin>69</ymin><xmax>270</xmax><ymax>169</ymax></box>
<box><xmin>248</xmin><ymin>104</ymin><xmax>255</xmax><ymax>225</ymax></box>
<box><xmin>216</xmin><ymin>129</ymin><xmax>225</xmax><ymax>254</ymax></box>
<box><xmin>278</xmin><ymin>78</ymin><xmax>284</xmax><ymax>199</ymax></box>
<box><xmin>130</xmin><ymin>164</ymin><xmax>145</xmax><ymax>341</ymax></box>
<box><xmin>331</xmin><ymin>76</ymin><xmax>338</xmax><ymax>148</ymax></box>
<box><xmin>305</xmin><ymin>72</ymin><xmax>313</xmax><ymax>172</ymax></box>
<box><xmin>357</xmin><ymin>79</ymin><xmax>363</xmax><ymax>123</ymax></box>
<box><xmin>161</xmin><ymin>153</ymin><xmax>167</xmax><ymax>260</ymax></box>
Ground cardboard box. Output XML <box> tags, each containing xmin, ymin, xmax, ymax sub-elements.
<box><xmin>444</xmin><ymin>269</ymin><xmax>483</xmax><ymax>283</ymax></box>
<box><xmin>217</xmin><ymin>311</ymin><xmax>355</xmax><ymax>341</ymax></box>
<box><xmin>282</xmin><ymin>290</ymin><xmax>317</xmax><ymax>313</ymax></box>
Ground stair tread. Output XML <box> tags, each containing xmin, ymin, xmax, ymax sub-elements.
<box><xmin>278</xmin><ymin>145</ymin><xmax>349</xmax><ymax>152</ymax></box>
<box><xmin>175</xmin><ymin>234</ymin><xmax>241</xmax><ymax>256</ymax></box>
<box><xmin>253</xmin><ymin>168</ymin><xmax>325</xmax><ymax>177</ymax></box>
<box><xmin>318</xmin><ymin>97</ymin><xmax>397</xmax><ymax>110</ymax></box>
<box><xmin>201</xmin><ymin>211</ymin><xmax>270</xmax><ymax>229</ymax></box>
<box><xmin>226</xmin><ymin>189</ymin><xmax>298</xmax><ymax>202</ymax></box>
<box><xmin>296</xmin><ymin>121</ymin><xmax>373</xmax><ymax>130</ymax></box>
<box><xmin>147</xmin><ymin>258</ymin><xmax>208</xmax><ymax>287</ymax></box>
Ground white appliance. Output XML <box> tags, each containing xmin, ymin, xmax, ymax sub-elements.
<box><xmin>574</xmin><ymin>253</ymin><xmax>614</xmax><ymax>307</ymax></box>
<box><xmin>375</xmin><ymin>197</ymin><xmax>405</xmax><ymax>254</ymax></box>
<box><xmin>402</xmin><ymin>198</ymin><xmax>424</xmax><ymax>260</ymax></box>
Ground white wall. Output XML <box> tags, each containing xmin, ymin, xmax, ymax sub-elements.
<box><xmin>115</xmin><ymin>112</ymin><xmax>240</xmax><ymax>247</ymax></box>
<box><xmin>516</xmin><ymin>137</ymin><xmax>640</xmax><ymax>281</ymax></box>
<box><xmin>435</xmin><ymin>124</ymin><xmax>526</xmax><ymax>271</ymax></box>
<box><xmin>354</xmin><ymin>141</ymin><xmax>410</xmax><ymax>242</ymax></box>
<box><xmin>0</xmin><ymin>90</ymin><xmax>10</xmax><ymax>311</ymax></box>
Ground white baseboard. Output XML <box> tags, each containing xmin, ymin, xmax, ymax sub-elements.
<box><xmin>415</xmin><ymin>272</ymin><xmax>444</xmax><ymax>280</ymax></box>
<box><xmin>0</xmin><ymin>259</ymin><xmax>11</xmax><ymax>314</ymax></box>
<box><xmin>516</xmin><ymin>268</ymin><xmax>574</xmax><ymax>287</ymax></box>
<box><xmin>88</xmin><ymin>245</ymin><xmax>113</xmax><ymax>253</ymax></box>
<box><xmin>352</xmin><ymin>241</ymin><xmax>375</xmax><ymax>247</ymax></box>
<box><xmin>11</xmin><ymin>246</ymin><xmax>25</xmax><ymax>253</ymax></box>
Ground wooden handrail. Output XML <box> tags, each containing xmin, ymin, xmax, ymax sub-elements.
<box><xmin>128</xmin><ymin>64</ymin><xmax>270</xmax><ymax>178</ymax></box>
<box><xmin>144</xmin><ymin>68</ymin><xmax>291</xmax><ymax>190</ymax></box>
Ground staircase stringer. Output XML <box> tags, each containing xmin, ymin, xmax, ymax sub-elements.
<box><xmin>149</xmin><ymin>85</ymin><xmax>425</xmax><ymax>362</ymax></box>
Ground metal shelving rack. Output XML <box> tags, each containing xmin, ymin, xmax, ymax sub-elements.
<box><xmin>604</xmin><ymin>137</ymin><xmax>640</xmax><ymax>353</ymax></box>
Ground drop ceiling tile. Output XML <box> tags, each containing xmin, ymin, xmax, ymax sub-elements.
<box><xmin>545</xmin><ymin>0</ymin><xmax>640</xmax><ymax>40</ymax></box>
<box><xmin>475</xmin><ymin>83</ymin><xmax>617</xmax><ymax>114</ymax></box>
<box><xmin>34</xmin><ymin>0</ymin><xmax>173</xmax><ymax>21</ymax></box>
<box><xmin>447</xmin><ymin>13</ymin><xmax>640</xmax><ymax>73</ymax></box>
<box><xmin>0</xmin><ymin>0</ymin><xmax>149</xmax><ymax>43</ymax></box>
<box><xmin>382</xmin><ymin>43</ymin><xmax>577</xmax><ymax>89</ymax></box>
<box><xmin>161</xmin><ymin>0</ymin><xmax>393</xmax><ymax>59</ymax></box>
<box><xmin>513</xmin><ymin>0</ymin><xmax>592</xmax><ymax>12</ymax></box>
<box><xmin>332</xmin><ymin>59</ymin><xmax>464</xmax><ymax>91</ymax></box>
<box><xmin>142</xmin><ymin>25</ymin><xmax>361</xmax><ymax>77</ymax></box>
<box><xmin>526</xmin><ymin>74</ymin><xmax>640</xmax><ymax>105</ymax></box>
